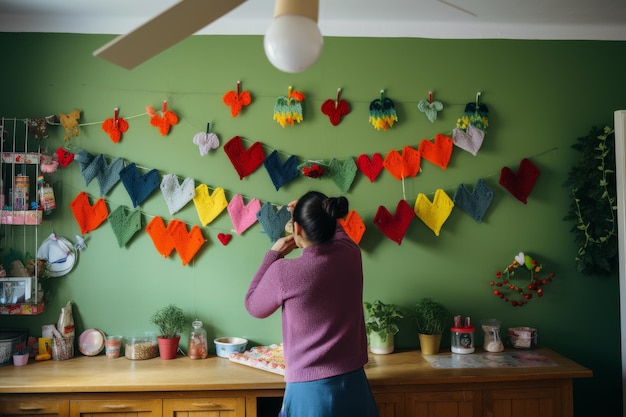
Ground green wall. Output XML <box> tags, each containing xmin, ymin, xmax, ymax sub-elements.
<box><xmin>1</xmin><ymin>33</ymin><xmax>625</xmax><ymax>415</ymax></box>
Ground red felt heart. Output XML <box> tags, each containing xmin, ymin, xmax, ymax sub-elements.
<box><xmin>223</xmin><ymin>136</ymin><xmax>266</xmax><ymax>180</ymax></box>
<box><xmin>419</xmin><ymin>134</ymin><xmax>454</xmax><ymax>170</ymax></box>
<box><xmin>356</xmin><ymin>153</ymin><xmax>384</xmax><ymax>182</ymax></box>
<box><xmin>321</xmin><ymin>99</ymin><xmax>350</xmax><ymax>126</ymax></box>
<box><xmin>373</xmin><ymin>199</ymin><xmax>415</xmax><ymax>245</ymax></box>
<box><xmin>499</xmin><ymin>158</ymin><xmax>541</xmax><ymax>204</ymax></box>
<box><xmin>383</xmin><ymin>146</ymin><xmax>421</xmax><ymax>181</ymax></box>
<box><xmin>218</xmin><ymin>233</ymin><xmax>232</xmax><ymax>245</ymax></box>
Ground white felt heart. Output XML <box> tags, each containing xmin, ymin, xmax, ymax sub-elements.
<box><xmin>452</xmin><ymin>124</ymin><xmax>485</xmax><ymax>156</ymax></box>
<box><xmin>160</xmin><ymin>174</ymin><xmax>195</xmax><ymax>215</ymax></box>
<box><xmin>514</xmin><ymin>252</ymin><xmax>525</xmax><ymax>265</ymax></box>
<box><xmin>417</xmin><ymin>99</ymin><xmax>444</xmax><ymax>123</ymax></box>
<box><xmin>192</xmin><ymin>132</ymin><xmax>220</xmax><ymax>156</ymax></box>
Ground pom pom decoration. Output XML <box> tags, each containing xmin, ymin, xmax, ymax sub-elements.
<box><xmin>417</xmin><ymin>91</ymin><xmax>443</xmax><ymax>123</ymax></box>
<box><xmin>456</xmin><ymin>92</ymin><xmax>489</xmax><ymax>132</ymax></box>
<box><xmin>489</xmin><ymin>252</ymin><xmax>556</xmax><ymax>307</ymax></box>
<box><xmin>368</xmin><ymin>90</ymin><xmax>398</xmax><ymax>131</ymax></box>
<box><xmin>321</xmin><ymin>88</ymin><xmax>350</xmax><ymax>126</ymax></box>
<box><xmin>499</xmin><ymin>158</ymin><xmax>541</xmax><ymax>204</ymax></box>
<box><xmin>59</xmin><ymin>109</ymin><xmax>81</xmax><ymax>141</ymax></box>
<box><xmin>40</xmin><ymin>154</ymin><xmax>59</xmax><ymax>173</ymax></box>
<box><xmin>222</xmin><ymin>81</ymin><xmax>252</xmax><ymax>117</ymax></box>
<box><xmin>147</xmin><ymin>101</ymin><xmax>178</xmax><ymax>136</ymax></box>
<box><xmin>300</xmin><ymin>163</ymin><xmax>325</xmax><ymax>178</ymax></box>
<box><xmin>273</xmin><ymin>86</ymin><xmax>304</xmax><ymax>127</ymax></box>
<box><xmin>101</xmin><ymin>108</ymin><xmax>129</xmax><ymax>143</ymax></box>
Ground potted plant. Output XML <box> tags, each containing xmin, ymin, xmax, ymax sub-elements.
<box><xmin>364</xmin><ymin>300</ymin><xmax>404</xmax><ymax>354</ymax></box>
<box><xmin>413</xmin><ymin>298</ymin><xmax>449</xmax><ymax>355</ymax></box>
<box><xmin>150</xmin><ymin>304</ymin><xmax>186</xmax><ymax>360</ymax></box>
<box><xmin>12</xmin><ymin>342</ymin><xmax>29</xmax><ymax>366</ymax></box>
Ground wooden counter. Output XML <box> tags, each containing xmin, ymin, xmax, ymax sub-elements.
<box><xmin>0</xmin><ymin>348</ymin><xmax>592</xmax><ymax>417</ymax></box>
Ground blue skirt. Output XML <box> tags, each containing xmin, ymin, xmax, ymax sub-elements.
<box><xmin>278</xmin><ymin>368</ymin><xmax>380</xmax><ymax>417</ymax></box>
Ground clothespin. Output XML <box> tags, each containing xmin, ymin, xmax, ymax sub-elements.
<box><xmin>113</xmin><ymin>108</ymin><xmax>119</xmax><ymax>129</ymax></box>
<box><xmin>287</xmin><ymin>86</ymin><xmax>293</xmax><ymax>100</ymax></box>
<box><xmin>206</xmin><ymin>122</ymin><xmax>211</xmax><ymax>133</ymax></box>
<box><xmin>380</xmin><ymin>89</ymin><xmax>385</xmax><ymax>101</ymax></box>
<box><xmin>336</xmin><ymin>88</ymin><xmax>342</xmax><ymax>106</ymax></box>
<box><xmin>161</xmin><ymin>100</ymin><xmax>168</xmax><ymax>115</ymax></box>
<box><xmin>476</xmin><ymin>92</ymin><xmax>481</xmax><ymax>106</ymax></box>
<box><xmin>237</xmin><ymin>81</ymin><xmax>241</xmax><ymax>95</ymax></box>
<box><xmin>429</xmin><ymin>91</ymin><xmax>433</xmax><ymax>104</ymax></box>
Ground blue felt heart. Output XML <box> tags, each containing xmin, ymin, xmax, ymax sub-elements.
<box><xmin>453</xmin><ymin>178</ymin><xmax>494</xmax><ymax>223</ymax></box>
<box><xmin>263</xmin><ymin>150</ymin><xmax>300</xmax><ymax>190</ymax></box>
<box><xmin>120</xmin><ymin>163</ymin><xmax>161</xmax><ymax>208</ymax></box>
<box><xmin>256</xmin><ymin>203</ymin><xmax>291</xmax><ymax>242</ymax></box>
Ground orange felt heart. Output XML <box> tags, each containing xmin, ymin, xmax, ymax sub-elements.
<box><xmin>320</xmin><ymin>99</ymin><xmax>350</xmax><ymax>126</ymax></box>
<box><xmin>223</xmin><ymin>90</ymin><xmax>252</xmax><ymax>117</ymax></box>
<box><xmin>169</xmin><ymin>220</ymin><xmax>205</xmax><ymax>266</ymax></box>
<box><xmin>101</xmin><ymin>116</ymin><xmax>129</xmax><ymax>143</ymax></box>
<box><xmin>145</xmin><ymin>216</ymin><xmax>176</xmax><ymax>258</ymax></box>
<box><xmin>356</xmin><ymin>153</ymin><xmax>384</xmax><ymax>183</ymax></box>
<box><xmin>69</xmin><ymin>191</ymin><xmax>109</xmax><ymax>235</ymax></box>
<box><xmin>150</xmin><ymin>110</ymin><xmax>179</xmax><ymax>136</ymax></box>
<box><xmin>339</xmin><ymin>210</ymin><xmax>366</xmax><ymax>244</ymax></box>
<box><xmin>419</xmin><ymin>134</ymin><xmax>453</xmax><ymax>170</ymax></box>
<box><xmin>218</xmin><ymin>233</ymin><xmax>232</xmax><ymax>245</ymax></box>
<box><xmin>383</xmin><ymin>146</ymin><xmax>421</xmax><ymax>181</ymax></box>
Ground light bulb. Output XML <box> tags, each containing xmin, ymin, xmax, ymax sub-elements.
<box><xmin>264</xmin><ymin>14</ymin><xmax>323</xmax><ymax>73</ymax></box>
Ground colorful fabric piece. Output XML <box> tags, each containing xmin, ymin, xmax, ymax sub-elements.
<box><xmin>147</xmin><ymin>106</ymin><xmax>178</xmax><ymax>136</ymax></box>
<box><xmin>74</xmin><ymin>151</ymin><xmax>103</xmax><ymax>186</ymax></box>
<box><xmin>368</xmin><ymin>93</ymin><xmax>398</xmax><ymax>131</ymax></box>
<box><xmin>457</xmin><ymin>101</ymin><xmax>489</xmax><ymax>132</ymax></box>
<box><xmin>101</xmin><ymin>113</ymin><xmax>129</xmax><ymax>143</ymax></box>
<box><xmin>383</xmin><ymin>146</ymin><xmax>421</xmax><ymax>181</ymax></box>
<box><xmin>256</xmin><ymin>203</ymin><xmax>291</xmax><ymax>242</ymax></box>
<box><xmin>328</xmin><ymin>157</ymin><xmax>357</xmax><ymax>194</ymax></box>
<box><xmin>320</xmin><ymin>97</ymin><xmax>350</xmax><ymax>126</ymax></box>
<box><xmin>192</xmin><ymin>131</ymin><xmax>220</xmax><ymax>156</ymax></box>
<box><xmin>227</xmin><ymin>194</ymin><xmax>261</xmax><ymax>235</ymax></box>
<box><xmin>413</xmin><ymin>189</ymin><xmax>454</xmax><ymax>236</ymax></box>
<box><xmin>160</xmin><ymin>174</ymin><xmax>195</xmax><ymax>215</ymax></box>
<box><xmin>356</xmin><ymin>153</ymin><xmax>384</xmax><ymax>183</ymax></box>
<box><xmin>499</xmin><ymin>158</ymin><xmax>541</xmax><ymax>204</ymax></box>
<box><xmin>59</xmin><ymin>109</ymin><xmax>81</xmax><ymax>141</ymax></box>
<box><xmin>223</xmin><ymin>136</ymin><xmax>266</xmax><ymax>180</ymax></box>
<box><xmin>223</xmin><ymin>86</ymin><xmax>252</xmax><ymax>117</ymax></box>
<box><xmin>263</xmin><ymin>150</ymin><xmax>300</xmax><ymax>190</ymax></box>
<box><xmin>419</xmin><ymin>134</ymin><xmax>453</xmax><ymax>170</ymax></box>
<box><xmin>273</xmin><ymin>88</ymin><xmax>305</xmax><ymax>127</ymax></box>
<box><xmin>193</xmin><ymin>184</ymin><xmax>228</xmax><ymax>226</ymax></box>
<box><xmin>55</xmin><ymin>147</ymin><xmax>75</xmax><ymax>168</ymax></box>
<box><xmin>28</xmin><ymin>117</ymin><xmax>51</xmax><ymax>139</ymax></box>
<box><xmin>218</xmin><ymin>233</ymin><xmax>232</xmax><ymax>245</ymax></box>
<box><xmin>373</xmin><ymin>200</ymin><xmax>415</xmax><ymax>245</ymax></box>
<box><xmin>146</xmin><ymin>216</ymin><xmax>176</xmax><ymax>258</ymax></box>
<box><xmin>338</xmin><ymin>210</ymin><xmax>366</xmax><ymax>244</ymax></box>
<box><xmin>168</xmin><ymin>220</ymin><xmax>204</xmax><ymax>266</ymax></box>
<box><xmin>108</xmin><ymin>205</ymin><xmax>142</xmax><ymax>247</ymax></box>
<box><xmin>119</xmin><ymin>163</ymin><xmax>160</xmax><ymax>208</ymax></box>
<box><xmin>453</xmin><ymin>179</ymin><xmax>494</xmax><ymax>223</ymax></box>
<box><xmin>417</xmin><ymin>98</ymin><xmax>443</xmax><ymax>123</ymax></box>
<box><xmin>452</xmin><ymin>124</ymin><xmax>485</xmax><ymax>156</ymax></box>
<box><xmin>96</xmin><ymin>156</ymin><xmax>124</xmax><ymax>196</ymax></box>
<box><xmin>70</xmin><ymin>191</ymin><xmax>109</xmax><ymax>235</ymax></box>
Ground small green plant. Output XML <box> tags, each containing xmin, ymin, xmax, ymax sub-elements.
<box><xmin>363</xmin><ymin>300</ymin><xmax>403</xmax><ymax>342</ymax></box>
<box><xmin>150</xmin><ymin>304</ymin><xmax>186</xmax><ymax>338</ymax></box>
<box><xmin>413</xmin><ymin>298</ymin><xmax>449</xmax><ymax>335</ymax></box>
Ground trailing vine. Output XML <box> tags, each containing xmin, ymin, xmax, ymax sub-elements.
<box><xmin>563</xmin><ymin>126</ymin><xmax>617</xmax><ymax>275</ymax></box>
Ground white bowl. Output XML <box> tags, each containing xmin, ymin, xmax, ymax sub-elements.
<box><xmin>214</xmin><ymin>337</ymin><xmax>248</xmax><ymax>358</ymax></box>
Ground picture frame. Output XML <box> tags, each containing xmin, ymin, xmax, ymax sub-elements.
<box><xmin>0</xmin><ymin>277</ymin><xmax>32</xmax><ymax>304</ymax></box>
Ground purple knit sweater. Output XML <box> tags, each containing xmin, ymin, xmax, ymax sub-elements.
<box><xmin>245</xmin><ymin>225</ymin><xmax>368</xmax><ymax>383</ymax></box>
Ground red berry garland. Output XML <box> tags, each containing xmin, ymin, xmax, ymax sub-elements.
<box><xmin>489</xmin><ymin>252</ymin><xmax>555</xmax><ymax>307</ymax></box>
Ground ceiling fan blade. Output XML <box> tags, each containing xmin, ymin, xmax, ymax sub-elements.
<box><xmin>93</xmin><ymin>0</ymin><xmax>246</xmax><ymax>70</ymax></box>
<box><xmin>437</xmin><ymin>0</ymin><xmax>478</xmax><ymax>17</ymax></box>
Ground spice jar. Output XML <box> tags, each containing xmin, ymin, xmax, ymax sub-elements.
<box><xmin>481</xmin><ymin>319</ymin><xmax>504</xmax><ymax>352</ymax></box>
<box><xmin>188</xmin><ymin>320</ymin><xmax>208</xmax><ymax>359</ymax></box>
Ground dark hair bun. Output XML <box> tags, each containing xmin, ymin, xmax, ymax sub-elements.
<box><xmin>322</xmin><ymin>196</ymin><xmax>349</xmax><ymax>219</ymax></box>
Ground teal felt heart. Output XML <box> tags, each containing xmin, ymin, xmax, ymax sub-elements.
<box><xmin>417</xmin><ymin>99</ymin><xmax>444</xmax><ymax>123</ymax></box>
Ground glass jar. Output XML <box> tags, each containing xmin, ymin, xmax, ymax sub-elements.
<box><xmin>481</xmin><ymin>319</ymin><xmax>504</xmax><ymax>352</ymax></box>
<box><xmin>188</xmin><ymin>320</ymin><xmax>208</xmax><ymax>359</ymax></box>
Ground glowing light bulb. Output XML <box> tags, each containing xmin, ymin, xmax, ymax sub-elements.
<box><xmin>264</xmin><ymin>14</ymin><xmax>323</xmax><ymax>73</ymax></box>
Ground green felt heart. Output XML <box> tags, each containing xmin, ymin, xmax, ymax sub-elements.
<box><xmin>417</xmin><ymin>99</ymin><xmax>444</xmax><ymax>123</ymax></box>
<box><xmin>329</xmin><ymin>158</ymin><xmax>357</xmax><ymax>194</ymax></box>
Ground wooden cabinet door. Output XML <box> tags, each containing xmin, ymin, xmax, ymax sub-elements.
<box><xmin>163</xmin><ymin>397</ymin><xmax>245</xmax><ymax>417</ymax></box>
<box><xmin>374</xmin><ymin>393</ymin><xmax>405</xmax><ymax>417</ymax></box>
<box><xmin>483</xmin><ymin>387</ymin><xmax>561</xmax><ymax>417</ymax></box>
<box><xmin>69</xmin><ymin>399</ymin><xmax>162</xmax><ymax>417</ymax></box>
<box><xmin>406</xmin><ymin>390</ymin><xmax>481</xmax><ymax>417</ymax></box>
<box><xmin>0</xmin><ymin>397</ymin><xmax>69</xmax><ymax>416</ymax></box>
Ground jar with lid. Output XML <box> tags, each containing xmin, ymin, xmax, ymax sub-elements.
<box><xmin>481</xmin><ymin>319</ymin><xmax>504</xmax><ymax>352</ymax></box>
<box><xmin>188</xmin><ymin>320</ymin><xmax>208</xmax><ymax>359</ymax></box>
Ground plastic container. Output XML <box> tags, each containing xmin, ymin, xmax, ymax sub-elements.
<box><xmin>214</xmin><ymin>337</ymin><xmax>248</xmax><ymax>358</ymax></box>
<box><xmin>105</xmin><ymin>336</ymin><xmax>123</xmax><ymax>359</ymax></box>
<box><xmin>124</xmin><ymin>335</ymin><xmax>158</xmax><ymax>360</ymax></box>
<box><xmin>450</xmin><ymin>326</ymin><xmax>475</xmax><ymax>354</ymax></box>
<box><xmin>188</xmin><ymin>320</ymin><xmax>208</xmax><ymax>359</ymax></box>
<box><xmin>51</xmin><ymin>337</ymin><xmax>74</xmax><ymax>360</ymax></box>
<box><xmin>481</xmin><ymin>319</ymin><xmax>504</xmax><ymax>352</ymax></box>
<box><xmin>508</xmin><ymin>327</ymin><xmax>537</xmax><ymax>349</ymax></box>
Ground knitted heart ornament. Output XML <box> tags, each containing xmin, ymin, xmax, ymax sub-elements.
<box><xmin>368</xmin><ymin>93</ymin><xmax>398</xmax><ymax>131</ymax></box>
<box><xmin>70</xmin><ymin>191</ymin><xmax>109</xmax><ymax>235</ymax></box>
<box><xmin>192</xmin><ymin>132</ymin><xmax>220</xmax><ymax>156</ymax></box>
<box><xmin>146</xmin><ymin>216</ymin><xmax>176</xmax><ymax>258</ymax></box>
<box><xmin>417</xmin><ymin>98</ymin><xmax>444</xmax><ymax>123</ymax></box>
<box><xmin>328</xmin><ymin>158</ymin><xmax>357</xmax><ymax>194</ymax></box>
<box><xmin>453</xmin><ymin>179</ymin><xmax>494</xmax><ymax>223</ymax></box>
<box><xmin>168</xmin><ymin>220</ymin><xmax>204</xmax><ymax>266</ymax></box>
<box><xmin>55</xmin><ymin>147</ymin><xmax>75</xmax><ymax>168</ymax></box>
<box><xmin>356</xmin><ymin>153</ymin><xmax>384</xmax><ymax>183</ymax></box>
<box><xmin>499</xmin><ymin>158</ymin><xmax>541</xmax><ymax>204</ymax></box>
<box><xmin>192</xmin><ymin>184</ymin><xmax>228</xmax><ymax>226</ymax></box>
<box><xmin>413</xmin><ymin>189</ymin><xmax>454</xmax><ymax>236</ymax></box>
<box><xmin>453</xmin><ymin>124</ymin><xmax>485</xmax><ymax>156</ymax></box>
<box><xmin>222</xmin><ymin>87</ymin><xmax>252</xmax><ymax>117</ymax></box>
<box><xmin>256</xmin><ymin>203</ymin><xmax>291</xmax><ymax>242</ymax></box>
<box><xmin>227</xmin><ymin>194</ymin><xmax>261</xmax><ymax>235</ymax></box>
<box><xmin>223</xmin><ymin>136</ymin><xmax>266</xmax><ymax>180</ymax></box>
<box><xmin>273</xmin><ymin>87</ymin><xmax>305</xmax><ymax>127</ymax></box>
<box><xmin>147</xmin><ymin>105</ymin><xmax>178</xmax><ymax>136</ymax></box>
<box><xmin>383</xmin><ymin>146</ymin><xmax>421</xmax><ymax>181</ymax></box>
<box><xmin>321</xmin><ymin>98</ymin><xmax>350</xmax><ymax>126</ymax></box>
<box><xmin>339</xmin><ymin>210</ymin><xmax>366</xmax><ymax>244</ymax></box>
<box><xmin>457</xmin><ymin>101</ymin><xmax>489</xmax><ymax>132</ymax></box>
<box><xmin>419</xmin><ymin>134</ymin><xmax>453</xmax><ymax>170</ymax></box>
<box><xmin>373</xmin><ymin>199</ymin><xmax>415</xmax><ymax>245</ymax></box>
<box><xmin>101</xmin><ymin>110</ymin><xmax>129</xmax><ymax>143</ymax></box>
<box><xmin>160</xmin><ymin>174</ymin><xmax>195</xmax><ymax>215</ymax></box>
<box><xmin>263</xmin><ymin>151</ymin><xmax>300</xmax><ymax>190</ymax></box>
<box><xmin>218</xmin><ymin>233</ymin><xmax>232</xmax><ymax>245</ymax></box>
<box><xmin>74</xmin><ymin>151</ymin><xmax>104</xmax><ymax>186</ymax></box>
<box><xmin>119</xmin><ymin>163</ymin><xmax>160</xmax><ymax>208</ymax></box>
<box><xmin>96</xmin><ymin>156</ymin><xmax>124</xmax><ymax>196</ymax></box>
<box><xmin>108</xmin><ymin>205</ymin><xmax>142</xmax><ymax>247</ymax></box>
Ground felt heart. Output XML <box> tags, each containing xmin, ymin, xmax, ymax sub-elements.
<box><xmin>419</xmin><ymin>134</ymin><xmax>454</xmax><ymax>170</ymax></box>
<box><xmin>74</xmin><ymin>151</ymin><xmax>104</xmax><ymax>186</ymax></box>
<box><xmin>102</xmin><ymin>116</ymin><xmax>129</xmax><ymax>143</ymax></box>
<box><xmin>453</xmin><ymin>179</ymin><xmax>494</xmax><ymax>223</ymax></box>
<box><xmin>413</xmin><ymin>189</ymin><xmax>454</xmax><ymax>236</ymax></box>
<box><xmin>218</xmin><ymin>233</ymin><xmax>232</xmax><ymax>246</ymax></box>
<box><xmin>227</xmin><ymin>194</ymin><xmax>261</xmax><ymax>235</ymax></box>
<box><xmin>452</xmin><ymin>124</ymin><xmax>485</xmax><ymax>156</ymax></box>
<box><xmin>223</xmin><ymin>136</ymin><xmax>266</xmax><ymax>180</ymax></box>
<box><xmin>273</xmin><ymin>91</ymin><xmax>305</xmax><ymax>127</ymax></box>
<box><xmin>96</xmin><ymin>156</ymin><xmax>124</xmax><ymax>196</ymax></box>
<box><xmin>417</xmin><ymin>99</ymin><xmax>444</xmax><ymax>123</ymax></box>
<box><xmin>338</xmin><ymin>210</ymin><xmax>366</xmax><ymax>244</ymax></box>
<box><xmin>192</xmin><ymin>184</ymin><xmax>228</xmax><ymax>226</ymax></box>
<box><xmin>356</xmin><ymin>153</ymin><xmax>384</xmax><ymax>183</ymax></box>
<box><xmin>499</xmin><ymin>158</ymin><xmax>541</xmax><ymax>204</ymax></box>
<box><xmin>146</xmin><ymin>216</ymin><xmax>176</xmax><ymax>258</ymax></box>
<box><xmin>222</xmin><ymin>90</ymin><xmax>252</xmax><ymax>117</ymax></box>
<box><xmin>256</xmin><ymin>203</ymin><xmax>291</xmax><ymax>242</ymax></box>
<box><xmin>369</xmin><ymin>97</ymin><xmax>398</xmax><ymax>130</ymax></box>
<box><xmin>169</xmin><ymin>220</ymin><xmax>205</xmax><ymax>266</ymax></box>
<box><xmin>263</xmin><ymin>150</ymin><xmax>300</xmax><ymax>190</ymax></box>
<box><xmin>70</xmin><ymin>191</ymin><xmax>109</xmax><ymax>235</ymax></box>
<box><xmin>55</xmin><ymin>147</ymin><xmax>75</xmax><ymax>167</ymax></box>
<box><xmin>373</xmin><ymin>199</ymin><xmax>415</xmax><ymax>245</ymax></box>
<box><xmin>108</xmin><ymin>205</ymin><xmax>142</xmax><ymax>247</ymax></box>
<box><xmin>150</xmin><ymin>110</ymin><xmax>178</xmax><ymax>136</ymax></box>
<box><xmin>383</xmin><ymin>146</ymin><xmax>421</xmax><ymax>181</ymax></box>
<box><xmin>515</xmin><ymin>252</ymin><xmax>525</xmax><ymax>265</ymax></box>
<box><xmin>160</xmin><ymin>174</ymin><xmax>195</xmax><ymax>215</ymax></box>
<box><xmin>328</xmin><ymin>157</ymin><xmax>357</xmax><ymax>194</ymax></box>
<box><xmin>119</xmin><ymin>163</ymin><xmax>161</xmax><ymax>208</ymax></box>
<box><xmin>321</xmin><ymin>98</ymin><xmax>350</xmax><ymax>126</ymax></box>
<box><xmin>192</xmin><ymin>132</ymin><xmax>220</xmax><ymax>156</ymax></box>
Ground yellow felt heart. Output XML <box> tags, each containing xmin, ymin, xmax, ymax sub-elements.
<box><xmin>339</xmin><ymin>210</ymin><xmax>366</xmax><ymax>244</ymax></box>
<box><xmin>413</xmin><ymin>189</ymin><xmax>454</xmax><ymax>236</ymax></box>
<box><xmin>193</xmin><ymin>184</ymin><xmax>228</xmax><ymax>226</ymax></box>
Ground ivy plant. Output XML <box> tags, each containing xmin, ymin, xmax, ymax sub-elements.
<box><xmin>563</xmin><ymin>126</ymin><xmax>617</xmax><ymax>275</ymax></box>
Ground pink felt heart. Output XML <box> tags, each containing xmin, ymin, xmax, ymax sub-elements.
<box><xmin>419</xmin><ymin>134</ymin><xmax>453</xmax><ymax>170</ymax></box>
<box><xmin>383</xmin><ymin>146</ymin><xmax>421</xmax><ymax>181</ymax></box>
<box><xmin>356</xmin><ymin>153</ymin><xmax>384</xmax><ymax>182</ymax></box>
<box><xmin>218</xmin><ymin>233</ymin><xmax>232</xmax><ymax>245</ymax></box>
<box><xmin>321</xmin><ymin>99</ymin><xmax>350</xmax><ymax>126</ymax></box>
<box><xmin>373</xmin><ymin>199</ymin><xmax>415</xmax><ymax>245</ymax></box>
<box><xmin>227</xmin><ymin>194</ymin><xmax>261</xmax><ymax>235</ymax></box>
<box><xmin>452</xmin><ymin>124</ymin><xmax>485</xmax><ymax>156</ymax></box>
<box><xmin>499</xmin><ymin>158</ymin><xmax>541</xmax><ymax>204</ymax></box>
<box><xmin>223</xmin><ymin>136</ymin><xmax>266</xmax><ymax>180</ymax></box>
<box><xmin>192</xmin><ymin>132</ymin><xmax>220</xmax><ymax>156</ymax></box>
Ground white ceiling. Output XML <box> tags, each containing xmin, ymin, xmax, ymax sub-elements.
<box><xmin>0</xmin><ymin>0</ymin><xmax>625</xmax><ymax>40</ymax></box>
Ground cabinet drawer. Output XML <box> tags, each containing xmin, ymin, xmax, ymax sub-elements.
<box><xmin>0</xmin><ymin>398</ymin><xmax>69</xmax><ymax>415</ymax></box>
<box><xmin>164</xmin><ymin>397</ymin><xmax>245</xmax><ymax>417</ymax></box>
<box><xmin>69</xmin><ymin>398</ymin><xmax>162</xmax><ymax>416</ymax></box>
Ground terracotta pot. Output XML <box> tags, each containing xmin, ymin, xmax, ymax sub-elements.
<box><xmin>368</xmin><ymin>331</ymin><xmax>395</xmax><ymax>355</ymax></box>
<box><xmin>13</xmin><ymin>353</ymin><xmax>29</xmax><ymax>366</ymax></box>
<box><xmin>418</xmin><ymin>333</ymin><xmax>442</xmax><ymax>355</ymax></box>
<box><xmin>157</xmin><ymin>336</ymin><xmax>180</xmax><ymax>360</ymax></box>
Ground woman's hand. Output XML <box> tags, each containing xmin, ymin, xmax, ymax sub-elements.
<box><xmin>271</xmin><ymin>234</ymin><xmax>297</xmax><ymax>257</ymax></box>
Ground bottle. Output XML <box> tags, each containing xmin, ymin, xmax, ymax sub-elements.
<box><xmin>481</xmin><ymin>319</ymin><xmax>504</xmax><ymax>352</ymax></box>
<box><xmin>188</xmin><ymin>320</ymin><xmax>208</xmax><ymax>359</ymax></box>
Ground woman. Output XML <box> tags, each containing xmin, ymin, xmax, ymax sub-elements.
<box><xmin>245</xmin><ymin>191</ymin><xmax>380</xmax><ymax>417</ymax></box>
